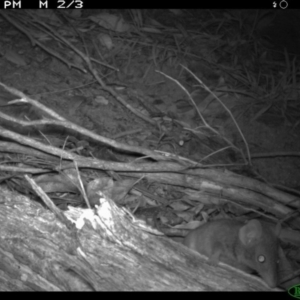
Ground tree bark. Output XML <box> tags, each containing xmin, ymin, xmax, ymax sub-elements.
<box><xmin>0</xmin><ymin>186</ymin><xmax>278</xmax><ymax>291</ymax></box>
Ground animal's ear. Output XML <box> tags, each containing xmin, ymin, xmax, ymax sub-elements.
<box><xmin>239</xmin><ymin>220</ymin><xmax>262</xmax><ymax>246</ymax></box>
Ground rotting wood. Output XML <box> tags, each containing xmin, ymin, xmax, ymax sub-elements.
<box><xmin>0</xmin><ymin>187</ymin><xmax>279</xmax><ymax>291</ymax></box>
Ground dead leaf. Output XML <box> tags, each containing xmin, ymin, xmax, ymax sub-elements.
<box><xmin>97</xmin><ymin>33</ymin><xmax>114</xmax><ymax>50</ymax></box>
<box><xmin>4</xmin><ymin>50</ymin><xmax>27</xmax><ymax>66</ymax></box>
<box><xmin>88</xmin><ymin>13</ymin><xmax>130</xmax><ymax>32</ymax></box>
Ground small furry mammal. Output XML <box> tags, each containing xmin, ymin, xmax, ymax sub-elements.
<box><xmin>183</xmin><ymin>219</ymin><xmax>279</xmax><ymax>288</ymax></box>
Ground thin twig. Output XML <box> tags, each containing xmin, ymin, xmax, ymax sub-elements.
<box><xmin>157</xmin><ymin>69</ymin><xmax>247</xmax><ymax>164</ymax></box>
<box><xmin>182</xmin><ymin>65</ymin><xmax>251</xmax><ymax>165</ymax></box>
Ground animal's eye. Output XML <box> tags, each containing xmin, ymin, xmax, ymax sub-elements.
<box><xmin>258</xmin><ymin>255</ymin><xmax>266</xmax><ymax>263</ymax></box>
